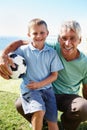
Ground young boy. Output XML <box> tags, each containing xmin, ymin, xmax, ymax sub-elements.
<box><xmin>1</xmin><ymin>18</ymin><xmax>63</xmax><ymax>130</ymax></box>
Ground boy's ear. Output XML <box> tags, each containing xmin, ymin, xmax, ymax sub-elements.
<box><xmin>58</xmin><ymin>35</ymin><xmax>60</xmax><ymax>42</ymax></box>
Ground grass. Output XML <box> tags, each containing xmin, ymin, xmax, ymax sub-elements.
<box><xmin>0</xmin><ymin>91</ymin><xmax>29</xmax><ymax>130</ymax></box>
<box><xmin>0</xmin><ymin>77</ymin><xmax>87</xmax><ymax>130</ymax></box>
<box><xmin>0</xmin><ymin>77</ymin><xmax>29</xmax><ymax>130</ymax></box>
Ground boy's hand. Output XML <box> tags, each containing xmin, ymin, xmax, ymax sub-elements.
<box><xmin>27</xmin><ymin>81</ymin><xmax>40</xmax><ymax>89</ymax></box>
<box><xmin>0</xmin><ymin>54</ymin><xmax>15</xmax><ymax>79</ymax></box>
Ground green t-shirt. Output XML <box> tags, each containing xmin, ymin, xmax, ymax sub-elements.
<box><xmin>47</xmin><ymin>42</ymin><xmax>87</xmax><ymax>94</ymax></box>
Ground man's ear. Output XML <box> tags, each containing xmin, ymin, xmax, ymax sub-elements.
<box><xmin>27</xmin><ymin>33</ymin><xmax>30</xmax><ymax>37</ymax></box>
<box><xmin>78</xmin><ymin>37</ymin><xmax>82</xmax><ymax>44</ymax></box>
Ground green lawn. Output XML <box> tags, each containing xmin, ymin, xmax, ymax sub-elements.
<box><xmin>0</xmin><ymin>77</ymin><xmax>87</xmax><ymax>130</ymax></box>
<box><xmin>0</xmin><ymin>77</ymin><xmax>30</xmax><ymax>130</ymax></box>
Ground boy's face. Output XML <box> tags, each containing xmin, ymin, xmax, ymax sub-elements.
<box><xmin>28</xmin><ymin>24</ymin><xmax>49</xmax><ymax>49</ymax></box>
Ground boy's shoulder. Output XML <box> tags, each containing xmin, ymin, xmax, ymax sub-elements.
<box><xmin>46</xmin><ymin>42</ymin><xmax>60</xmax><ymax>50</ymax></box>
<box><xmin>45</xmin><ymin>43</ymin><xmax>57</xmax><ymax>52</ymax></box>
<box><xmin>45</xmin><ymin>44</ymin><xmax>55</xmax><ymax>51</ymax></box>
<box><xmin>44</xmin><ymin>44</ymin><xmax>58</xmax><ymax>58</ymax></box>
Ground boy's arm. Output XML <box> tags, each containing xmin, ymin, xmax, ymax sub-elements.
<box><xmin>27</xmin><ymin>72</ymin><xmax>58</xmax><ymax>89</ymax></box>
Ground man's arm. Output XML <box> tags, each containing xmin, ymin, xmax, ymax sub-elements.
<box><xmin>82</xmin><ymin>84</ymin><xmax>87</xmax><ymax>99</ymax></box>
<box><xmin>2</xmin><ymin>40</ymin><xmax>28</xmax><ymax>56</ymax></box>
<box><xmin>27</xmin><ymin>72</ymin><xmax>58</xmax><ymax>89</ymax></box>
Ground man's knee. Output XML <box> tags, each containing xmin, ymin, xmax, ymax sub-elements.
<box><xmin>15</xmin><ymin>98</ymin><xmax>23</xmax><ymax>114</ymax></box>
<box><xmin>15</xmin><ymin>97</ymin><xmax>35</xmax><ymax>122</ymax></box>
<box><xmin>69</xmin><ymin>97</ymin><xmax>87</xmax><ymax>121</ymax></box>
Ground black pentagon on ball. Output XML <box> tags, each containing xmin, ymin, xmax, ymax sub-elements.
<box><xmin>18</xmin><ymin>73</ymin><xmax>25</xmax><ymax>78</ymax></box>
<box><xmin>9</xmin><ymin>53</ymin><xmax>17</xmax><ymax>58</ymax></box>
<box><xmin>23</xmin><ymin>59</ymin><xmax>26</xmax><ymax>66</ymax></box>
<box><xmin>10</xmin><ymin>63</ymin><xmax>18</xmax><ymax>71</ymax></box>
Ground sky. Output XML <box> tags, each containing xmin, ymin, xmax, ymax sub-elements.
<box><xmin>0</xmin><ymin>0</ymin><xmax>87</xmax><ymax>39</ymax></box>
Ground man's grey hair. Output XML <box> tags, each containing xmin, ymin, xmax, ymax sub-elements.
<box><xmin>59</xmin><ymin>20</ymin><xmax>82</xmax><ymax>38</ymax></box>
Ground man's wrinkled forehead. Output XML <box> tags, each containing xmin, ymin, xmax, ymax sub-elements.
<box><xmin>60</xmin><ymin>27</ymin><xmax>76</xmax><ymax>36</ymax></box>
<box><xmin>60</xmin><ymin>25</ymin><xmax>76</xmax><ymax>33</ymax></box>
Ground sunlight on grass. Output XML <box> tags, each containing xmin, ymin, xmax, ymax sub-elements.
<box><xmin>0</xmin><ymin>77</ymin><xmax>31</xmax><ymax>130</ymax></box>
<box><xmin>0</xmin><ymin>77</ymin><xmax>22</xmax><ymax>94</ymax></box>
<box><xmin>0</xmin><ymin>91</ymin><xmax>29</xmax><ymax>130</ymax></box>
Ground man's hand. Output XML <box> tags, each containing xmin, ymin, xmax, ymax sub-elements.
<box><xmin>82</xmin><ymin>84</ymin><xmax>87</xmax><ymax>99</ymax></box>
<box><xmin>0</xmin><ymin>54</ymin><xmax>15</xmax><ymax>79</ymax></box>
<box><xmin>0</xmin><ymin>40</ymin><xmax>28</xmax><ymax>79</ymax></box>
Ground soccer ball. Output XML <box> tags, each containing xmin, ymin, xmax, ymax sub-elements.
<box><xmin>9</xmin><ymin>53</ymin><xmax>27</xmax><ymax>79</ymax></box>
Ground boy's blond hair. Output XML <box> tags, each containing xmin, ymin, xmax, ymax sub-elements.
<box><xmin>28</xmin><ymin>18</ymin><xmax>48</xmax><ymax>33</ymax></box>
